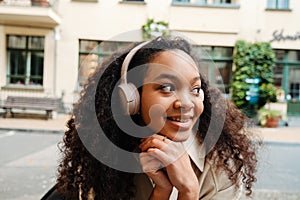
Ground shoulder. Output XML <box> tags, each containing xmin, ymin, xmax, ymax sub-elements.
<box><xmin>198</xmin><ymin>158</ymin><xmax>241</xmax><ymax>199</ymax></box>
<box><xmin>41</xmin><ymin>185</ymin><xmax>68</xmax><ymax>200</ymax></box>
<box><xmin>205</xmin><ymin>159</ymin><xmax>235</xmax><ymax>191</ymax></box>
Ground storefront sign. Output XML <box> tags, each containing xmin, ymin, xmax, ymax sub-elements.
<box><xmin>270</xmin><ymin>29</ymin><xmax>300</xmax><ymax>42</ymax></box>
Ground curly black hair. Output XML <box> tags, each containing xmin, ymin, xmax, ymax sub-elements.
<box><xmin>57</xmin><ymin>36</ymin><xmax>260</xmax><ymax>199</ymax></box>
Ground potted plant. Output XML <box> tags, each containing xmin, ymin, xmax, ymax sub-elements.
<box><xmin>258</xmin><ymin>108</ymin><xmax>282</xmax><ymax>128</ymax></box>
<box><xmin>31</xmin><ymin>0</ymin><xmax>49</xmax><ymax>7</ymax></box>
<box><xmin>142</xmin><ymin>19</ymin><xmax>169</xmax><ymax>40</ymax></box>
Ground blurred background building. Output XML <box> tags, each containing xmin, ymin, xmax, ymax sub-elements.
<box><xmin>0</xmin><ymin>0</ymin><xmax>299</xmax><ymax>115</ymax></box>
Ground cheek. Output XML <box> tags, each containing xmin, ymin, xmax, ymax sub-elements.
<box><xmin>140</xmin><ymin>101</ymin><xmax>167</xmax><ymax>133</ymax></box>
<box><xmin>195</xmin><ymin>101</ymin><xmax>204</xmax><ymax>118</ymax></box>
<box><xmin>140</xmin><ymin>97</ymin><xmax>169</xmax><ymax>125</ymax></box>
<box><xmin>140</xmin><ymin>102</ymin><xmax>151</xmax><ymax>125</ymax></box>
<box><xmin>140</xmin><ymin>97</ymin><xmax>159</xmax><ymax>125</ymax></box>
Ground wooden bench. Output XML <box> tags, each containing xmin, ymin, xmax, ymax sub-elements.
<box><xmin>1</xmin><ymin>96</ymin><xmax>60</xmax><ymax>120</ymax></box>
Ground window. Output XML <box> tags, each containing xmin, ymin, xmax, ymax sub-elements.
<box><xmin>173</xmin><ymin>0</ymin><xmax>193</xmax><ymax>2</ymax></box>
<box><xmin>289</xmin><ymin>69</ymin><xmax>300</xmax><ymax>100</ymax></box>
<box><xmin>121</xmin><ymin>0</ymin><xmax>145</xmax><ymax>3</ymax></box>
<box><xmin>274</xmin><ymin>49</ymin><xmax>300</xmax><ymax>101</ymax></box>
<box><xmin>194</xmin><ymin>46</ymin><xmax>233</xmax><ymax>94</ymax></box>
<box><xmin>267</xmin><ymin>0</ymin><xmax>289</xmax><ymax>9</ymax></box>
<box><xmin>78</xmin><ymin>40</ymin><xmax>131</xmax><ymax>86</ymax></box>
<box><xmin>6</xmin><ymin>35</ymin><xmax>44</xmax><ymax>87</ymax></box>
<box><xmin>213</xmin><ymin>0</ymin><xmax>232</xmax><ymax>4</ymax></box>
<box><xmin>72</xmin><ymin>0</ymin><xmax>98</xmax><ymax>2</ymax></box>
<box><xmin>172</xmin><ymin>0</ymin><xmax>236</xmax><ymax>5</ymax></box>
<box><xmin>273</xmin><ymin>50</ymin><xmax>285</xmax><ymax>87</ymax></box>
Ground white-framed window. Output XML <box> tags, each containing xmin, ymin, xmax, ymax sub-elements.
<box><xmin>6</xmin><ymin>35</ymin><xmax>44</xmax><ymax>87</ymax></box>
<box><xmin>172</xmin><ymin>0</ymin><xmax>235</xmax><ymax>5</ymax></box>
<box><xmin>267</xmin><ymin>0</ymin><xmax>289</xmax><ymax>9</ymax></box>
<box><xmin>72</xmin><ymin>0</ymin><xmax>98</xmax><ymax>2</ymax></box>
<box><xmin>213</xmin><ymin>0</ymin><xmax>232</xmax><ymax>4</ymax></box>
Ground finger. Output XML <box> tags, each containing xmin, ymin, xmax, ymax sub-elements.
<box><xmin>139</xmin><ymin>138</ymin><xmax>165</xmax><ymax>152</ymax></box>
<box><xmin>146</xmin><ymin>147</ymin><xmax>173</xmax><ymax>166</ymax></box>
<box><xmin>140</xmin><ymin>153</ymin><xmax>163</xmax><ymax>173</ymax></box>
<box><xmin>142</xmin><ymin>159</ymin><xmax>163</xmax><ymax>173</ymax></box>
<box><xmin>144</xmin><ymin>169</ymin><xmax>170</xmax><ymax>189</ymax></box>
<box><xmin>140</xmin><ymin>151</ymin><xmax>164</xmax><ymax>167</ymax></box>
<box><xmin>139</xmin><ymin>135</ymin><xmax>170</xmax><ymax>151</ymax></box>
<box><xmin>139</xmin><ymin>152</ymin><xmax>156</xmax><ymax>165</ymax></box>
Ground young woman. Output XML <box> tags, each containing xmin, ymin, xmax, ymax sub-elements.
<box><xmin>47</xmin><ymin>36</ymin><xmax>259</xmax><ymax>200</ymax></box>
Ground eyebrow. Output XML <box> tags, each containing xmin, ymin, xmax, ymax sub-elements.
<box><xmin>153</xmin><ymin>74</ymin><xmax>178</xmax><ymax>82</ymax></box>
<box><xmin>153</xmin><ymin>74</ymin><xmax>201</xmax><ymax>84</ymax></box>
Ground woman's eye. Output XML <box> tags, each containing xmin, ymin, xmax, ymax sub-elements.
<box><xmin>159</xmin><ymin>84</ymin><xmax>175</xmax><ymax>92</ymax></box>
<box><xmin>192</xmin><ymin>87</ymin><xmax>201</xmax><ymax>95</ymax></box>
<box><xmin>192</xmin><ymin>87</ymin><xmax>204</xmax><ymax>100</ymax></box>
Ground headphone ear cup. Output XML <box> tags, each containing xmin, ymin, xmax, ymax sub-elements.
<box><xmin>118</xmin><ymin>83</ymin><xmax>140</xmax><ymax>115</ymax></box>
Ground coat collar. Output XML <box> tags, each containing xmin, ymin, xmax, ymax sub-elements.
<box><xmin>182</xmin><ymin>131</ymin><xmax>205</xmax><ymax>172</ymax></box>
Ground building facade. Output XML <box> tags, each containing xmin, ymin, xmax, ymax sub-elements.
<box><xmin>0</xmin><ymin>0</ymin><xmax>299</xmax><ymax>115</ymax></box>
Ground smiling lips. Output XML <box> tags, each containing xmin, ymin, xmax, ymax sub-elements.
<box><xmin>165</xmin><ymin>115</ymin><xmax>193</xmax><ymax>130</ymax></box>
<box><xmin>167</xmin><ymin>116</ymin><xmax>190</xmax><ymax>123</ymax></box>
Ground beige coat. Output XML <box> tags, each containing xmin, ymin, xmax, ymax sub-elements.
<box><xmin>85</xmin><ymin>133</ymin><xmax>242</xmax><ymax>200</ymax></box>
<box><xmin>134</xmin><ymin>133</ymin><xmax>242</xmax><ymax>200</ymax></box>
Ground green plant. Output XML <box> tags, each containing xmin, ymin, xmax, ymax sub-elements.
<box><xmin>259</xmin><ymin>83</ymin><xmax>278</xmax><ymax>105</ymax></box>
<box><xmin>231</xmin><ymin>40</ymin><xmax>277</xmax><ymax>117</ymax></box>
<box><xmin>142</xmin><ymin>19</ymin><xmax>169</xmax><ymax>40</ymax></box>
<box><xmin>258</xmin><ymin>108</ymin><xmax>281</xmax><ymax>127</ymax></box>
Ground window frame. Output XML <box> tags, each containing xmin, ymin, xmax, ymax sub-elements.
<box><xmin>122</xmin><ymin>0</ymin><xmax>144</xmax><ymax>1</ymax></box>
<box><xmin>274</xmin><ymin>49</ymin><xmax>300</xmax><ymax>101</ymax></box>
<box><xmin>6</xmin><ymin>35</ymin><xmax>45</xmax><ymax>88</ymax></box>
<box><xmin>72</xmin><ymin>0</ymin><xmax>98</xmax><ymax>2</ymax></box>
<box><xmin>77</xmin><ymin>41</ymin><xmax>234</xmax><ymax>95</ymax></box>
<box><xmin>172</xmin><ymin>0</ymin><xmax>240</xmax><ymax>8</ymax></box>
<box><xmin>77</xmin><ymin>39</ymin><xmax>132</xmax><ymax>87</ymax></box>
<box><xmin>266</xmin><ymin>0</ymin><xmax>290</xmax><ymax>10</ymax></box>
<box><xmin>196</xmin><ymin>45</ymin><xmax>234</xmax><ymax>94</ymax></box>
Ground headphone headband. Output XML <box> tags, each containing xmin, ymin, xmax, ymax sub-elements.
<box><xmin>118</xmin><ymin>41</ymin><xmax>150</xmax><ymax>115</ymax></box>
<box><xmin>120</xmin><ymin>41</ymin><xmax>150</xmax><ymax>84</ymax></box>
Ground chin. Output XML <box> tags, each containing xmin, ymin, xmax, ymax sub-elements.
<box><xmin>165</xmin><ymin>130</ymin><xmax>191</xmax><ymax>142</ymax></box>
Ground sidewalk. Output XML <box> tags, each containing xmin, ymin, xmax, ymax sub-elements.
<box><xmin>0</xmin><ymin>114</ymin><xmax>300</xmax><ymax>143</ymax></box>
<box><xmin>256</xmin><ymin>126</ymin><xmax>300</xmax><ymax>144</ymax></box>
<box><xmin>255</xmin><ymin>116</ymin><xmax>300</xmax><ymax>143</ymax></box>
<box><xmin>0</xmin><ymin>114</ymin><xmax>69</xmax><ymax>133</ymax></box>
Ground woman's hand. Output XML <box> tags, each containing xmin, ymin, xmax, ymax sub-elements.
<box><xmin>139</xmin><ymin>148</ymin><xmax>173</xmax><ymax>200</ymax></box>
<box><xmin>139</xmin><ymin>134</ymin><xmax>199</xmax><ymax>199</ymax></box>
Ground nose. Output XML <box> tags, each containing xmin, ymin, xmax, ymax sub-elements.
<box><xmin>173</xmin><ymin>93</ymin><xmax>194</xmax><ymax>110</ymax></box>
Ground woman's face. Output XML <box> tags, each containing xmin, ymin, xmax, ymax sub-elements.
<box><xmin>141</xmin><ymin>50</ymin><xmax>204</xmax><ymax>142</ymax></box>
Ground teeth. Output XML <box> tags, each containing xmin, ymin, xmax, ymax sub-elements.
<box><xmin>170</xmin><ymin>117</ymin><xmax>189</xmax><ymax>123</ymax></box>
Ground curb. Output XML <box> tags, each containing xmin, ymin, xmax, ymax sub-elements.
<box><xmin>262</xmin><ymin>140</ymin><xmax>300</xmax><ymax>146</ymax></box>
<box><xmin>0</xmin><ymin>127</ymin><xmax>64</xmax><ymax>134</ymax></box>
<box><xmin>240</xmin><ymin>189</ymin><xmax>300</xmax><ymax>200</ymax></box>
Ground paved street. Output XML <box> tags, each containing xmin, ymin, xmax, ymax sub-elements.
<box><xmin>256</xmin><ymin>142</ymin><xmax>300</xmax><ymax>191</ymax></box>
<box><xmin>0</xmin><ymin>128</ymin><xmax>300</xmax><ymax>200</ymax></box>
<box><xmin>0</xmin><ymin>130</ymin><xmax>62</xmax><ymax>200</ymax></box>
<box><xmin>243</xmin><ymin>141</ymin><xmax>300</xmax><ymax>200</ymax></box>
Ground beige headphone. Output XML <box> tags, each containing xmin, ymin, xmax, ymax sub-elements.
<box><xmin>118</xmin><ymin>41</ymin><xmax>150</xmax><ymax>115</ymax></box>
